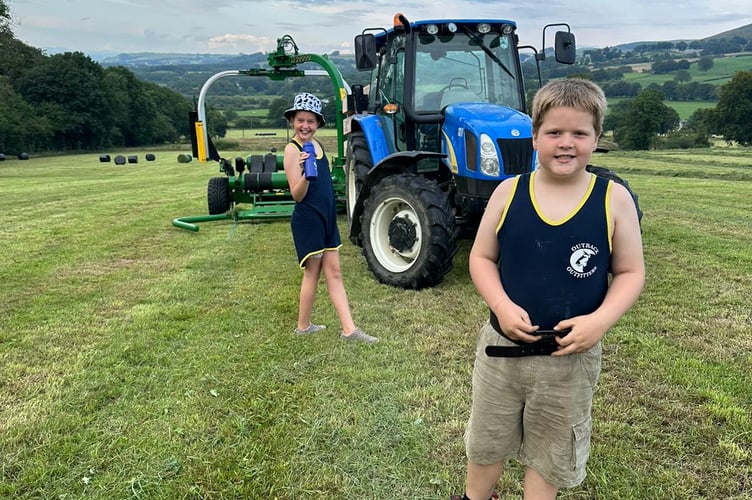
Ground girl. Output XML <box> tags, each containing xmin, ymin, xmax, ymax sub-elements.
<box><xmin>282</xmin><ymin>92</ymin><xmax>378</xmax><ymax>344</ymax></box>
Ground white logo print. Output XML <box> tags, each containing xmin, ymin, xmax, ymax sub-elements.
<box><xmin>567</xmin><ymin>243</ymin><xmax>599</xmax><ymax>278</ymax></box>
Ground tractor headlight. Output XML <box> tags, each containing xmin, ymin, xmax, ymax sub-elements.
<box><xmin>479</xmin><ymin>134</ymin><xmax>500</xmax><ymax>177</ymax></box>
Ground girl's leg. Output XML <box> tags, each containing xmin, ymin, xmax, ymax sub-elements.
<box><xmin>320</xmin><ymin>250</ymin><xmax>356</xmax><ymax>334</ymax></box>
<box><xmin>297</xmin><ymin>257</ymin><xmax>322</xmax><ymax>330</ymax></box>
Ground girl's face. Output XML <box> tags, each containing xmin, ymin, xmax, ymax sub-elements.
<box><xmin>292</xmin><ymin>111</ymin><xmax>320</xmax><ymax>141</ymax></box>
<box><xmin>532</xmin><ymin>106</ymin><xmax>598</xmax><ymax>178</ymax></box>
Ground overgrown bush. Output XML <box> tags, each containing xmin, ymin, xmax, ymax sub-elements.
<box><xmin>654</xmin><ymin>131</ymin><xmax>711</xmax><ymax>149</ymax></box>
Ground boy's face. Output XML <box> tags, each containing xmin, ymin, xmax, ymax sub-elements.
<box><xmin>532</xmin><ymin>106</ymin><xmax>598</xmax><ymax>178</ymax></box>
<box><xmin>291</xmin><ymin>111</ymin><xmax>319</xmax><ymax>141</ymax></box>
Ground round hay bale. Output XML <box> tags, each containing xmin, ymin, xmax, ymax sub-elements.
<box><xmin>177</xmin><ymin>153</ymin><xmax>193</xmax><ymax>163</ymax></box>
<box><xmin>145</xmin><ymin>153</ymin><xmax>156</xmax><ymax>161</ymax></box>
<box><xmin>18</xmin><ymin>152</ymin><xmax>30</xmax><ymax>160</ymax></box>
<box><xmin>0</xmin><ymin>153</ymin><xmax>5</xmax><ymax>161</ymax></box>
<box><xmin>99</xmin><ymin>154</ymin><xmax>111</xmax><ymax>163</ymax></box>
<box><xmin>114</xmin><ymin>154</ymin><xmax>127</xmax><ymax>165</ymax></box>
<box><xmin>127</xmin><ymin>155</ymin><xmax>138</xmax><ymax>164</ymax></box>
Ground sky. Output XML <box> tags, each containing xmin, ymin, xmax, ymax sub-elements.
<box><xmin>7</xmin><ymin>0</ymin><xmax>752</xmax><ymax>58</ymax></box>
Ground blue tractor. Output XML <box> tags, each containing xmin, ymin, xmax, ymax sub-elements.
<box><xmin>344</xmin><ymin>14</ymin><xmax>578</xmax><ymax>289</ymax></box>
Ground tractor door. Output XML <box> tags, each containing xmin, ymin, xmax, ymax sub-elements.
<box><xmin>373</xmin><ymin>35</ymin><xmax>408</xmax><ymax>153</ymax></box>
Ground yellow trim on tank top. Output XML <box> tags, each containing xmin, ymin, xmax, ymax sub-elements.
<box><xmin>530</xmin><ymin>171</ymin><xmax>596</xmax><ymax>226</ymax></box>
<box><xmin>605</xmin><ymin>181</ymin><xmax>613</xmax><ymax>253</ymax></box>
<box><xmin>292</xmin><ymin>137</ymin><xmax>324</xmax><ymax>160</ymax></box>
<box><xmin>495</xmin><ymin>176</ymin><xmax>520</xmax><ymax>234</ymax></box>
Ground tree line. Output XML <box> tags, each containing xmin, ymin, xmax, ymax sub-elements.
<box><xmin>0</xmin><ymin>2</ymin><xmax>193</xmax><ymax>155</ymax></box>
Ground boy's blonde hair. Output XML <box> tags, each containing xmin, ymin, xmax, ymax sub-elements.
<box><xmin>531</xmin><ymin>78</ymin><xmax>607</xmax><ymax>137</ymax></box>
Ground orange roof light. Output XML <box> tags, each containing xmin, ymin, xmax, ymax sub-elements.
<box><xmin>383</xmin><ymin>103</ymin><xmax>399</xmax><ymax>115</ymax></box>
<box><xmin>393</xmin><ymin>12</ymin><xmax>404</xmax><ymax>27</ymax></box>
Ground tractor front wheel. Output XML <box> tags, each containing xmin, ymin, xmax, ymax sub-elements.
<box><xmin>345</xmin><ymin>131</ymin><xmax>372</xmax><ymax>225</ymax></box>
<box><xmin>360</xmin><ymin>174</ymin><xmax>457</xmax><ymax>289</ymax></box>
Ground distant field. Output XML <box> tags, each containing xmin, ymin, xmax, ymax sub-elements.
<box><xmin>622</xmin><ymin>53</ymin><xmax>752</xmax><ymax>87</ymax></box>
<box><xmin>608</xmin><ymin>98</ymin><xmax>717</xmax><ymax>120</ymax></box>
<box><xmin>234</xmin><ymin>109</ymin><xmax>268</xmax><ymax>118</ymax></box>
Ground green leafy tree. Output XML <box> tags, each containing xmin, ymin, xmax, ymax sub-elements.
<box><xmin>0</xmin><ymin>77</ymin><xmax>52</xmax><ymax>152</ymax></box>
<box><xmin>674</xmin><ymin>70</ymin><xmax>692</xmax><ymax>83</ymax></box>
<box><xmin>613</xmin><ymin>89</ymin><xmax>680</xmax><ymax>150</ymax></box>
<box><xmin>603</xmin><ymin>99</ymin><xmax>629</xmax><ymax>134</ymax></box>
<box><xmin>267</xmin><ymin>97</ymin><xmax>290</xmax><ymax>127</ymax></box>
<box><xmin>17</xmin><ymin>52</ymin><xmax>112</xmax><ymax>149</ymax></box>
<box><xmin>0</xmin><ymin>0</ymin><xmax>9</xmax><ymax>36</ymax></box>
<box><xmin>698</xmin><ymin>56</ymin><xmax>714</xmax><ymax>72</ymax></box>
<box><xmin>206</xmin><ymin>108</ymin><xmax>227</xmax><ymax>138</ymax></box>
<box><xmin>145</xmin><ymin>84</ymin><xmax>192</xmax><ymax>142</ymax></box>
<box><xmin>713</xmin><ymin>71</ymin><xmax>752</xmax><ymax>145</ymax></box>
<box><xmin>685</xmin><ymin>107</ymin><xmax>718</xmax><ymax>136</ymax></box>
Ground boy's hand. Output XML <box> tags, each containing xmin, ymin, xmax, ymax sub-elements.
<box><xmin>495</xmin><ymin>300</ymin><xmax>540</xmax><ymax>343</ymax></box>
<box><xmin>551</xmin><ymin>315</ymin><xmax>608</xmax><ymax>356</ymax></box>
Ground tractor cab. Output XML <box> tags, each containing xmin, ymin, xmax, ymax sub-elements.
<box><xmin>355</xmin><ymin>16</ymin><xmax>528</xmax><ymax>156</ymax></box>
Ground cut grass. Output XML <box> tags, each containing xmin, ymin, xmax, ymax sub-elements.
<box><xmin>0</xmin><ymin>148</ymin><xmax>750</xmax><ymax>498</ymax></box>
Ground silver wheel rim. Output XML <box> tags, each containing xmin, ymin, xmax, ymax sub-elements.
<box><xmin>369</xmin><ymin>197</ymin><xmax>421</xmax><ymax>272</ymax></box>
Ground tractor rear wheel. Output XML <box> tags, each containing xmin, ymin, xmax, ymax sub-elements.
<box><xmin>345</xmin><ymin>131</ymin><xmax>372</xmax><ymax>225</ymax></box>
<box><xmin>360</xmin><ymin>173</ymin><xmax>457</xmax><ymax>289</ymax></box>
<box><xmin>586</xmin><ymin>164</ymin><xmax>643</xmax><ymax>222</ymax></box>
<box><xmin>207</xmin><ymin>177</ymin><xmax>232</xmax><ymax>215</ymax></box>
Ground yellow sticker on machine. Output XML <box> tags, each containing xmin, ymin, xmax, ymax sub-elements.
<box><xmin>442</xmin><ymin>130</ymin><xmax>458</xmax><ymax>174</ymax></box>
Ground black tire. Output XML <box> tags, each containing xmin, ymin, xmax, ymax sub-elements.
<box><xmin>360</xmin><ymin>174</ymin><xmax>457</xmax><ymax>289</ymax></box>
<box><xmin>586</xmin><ymin>164</ymin><xmax>643</xmax><ymax>222</ymax></box>
<box><xmin>345</xmin><ymin>131</ymin><xmax>372</xmax><ymax>225</ymax></box>
<box><xmin>207</xmin><ymin>177</ymin><xmax>232</xmax><ymax>215</ymax></box>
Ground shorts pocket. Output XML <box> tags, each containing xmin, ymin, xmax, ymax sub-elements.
<box><xmin>578</xmin><ymin>342</ymin><xmax>602</xmax><ymax>389</ymax></box>
<box><xmin>571</xmin><ymin>416</ymin><xmax>593</xmax><ymax>471</ymax></box>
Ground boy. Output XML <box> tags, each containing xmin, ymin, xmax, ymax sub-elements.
<box><xmin>457</xmin><ymin>78</ymin><xmax>645</xmax><ymax>499</ymax></box>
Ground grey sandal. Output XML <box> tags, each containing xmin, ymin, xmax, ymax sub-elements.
<box><xmin>294</xmin><ymin>323</ymin><xmax>326</xmax><ymax>335</ymax></box>
<box><xmin>340</xmin><ymin>327</ymin><xmax>379</xmax><ymax>343</ymax></box>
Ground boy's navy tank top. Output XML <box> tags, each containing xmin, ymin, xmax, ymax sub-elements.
<box><xmin>491</xmin><ymin>172</ymin><xmax>613</xmax><ymax>331</ymax></box>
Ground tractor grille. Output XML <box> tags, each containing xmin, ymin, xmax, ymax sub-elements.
<box><xmin>497</xmin><ymin>138</ymin><xmax>533</xmax><ymax>175</ymax></box>
<box><xmin>464</xmin><ymin>133</ymin><xmax>478</xmax><ymax>172</ymax></box>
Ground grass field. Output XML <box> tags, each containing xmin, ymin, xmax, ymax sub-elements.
<box><xmin>1</xmin><ymin>146</ymin><xmax>750</xmax><ymax>498</ymax></box>
<box><xmin>622</xmin><ymin>53</ymin><xmax>752</xmax><ymax>87</ymax></box>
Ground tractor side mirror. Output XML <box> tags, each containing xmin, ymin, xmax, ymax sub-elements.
<box><xmin>354</xmin><ymin>34</ymin><xmax>377</xmax><ymax>71</ymax></box>
<box><xmin>554</xmin><ymin>31</ymin><xmax>576</xmax><ymax>64</ymax></box>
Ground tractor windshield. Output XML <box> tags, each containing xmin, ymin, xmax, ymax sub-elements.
<box><xmin>413</xmin><ymin>30</ymin><xmax>523</xmax><ymax>113</ymax></box>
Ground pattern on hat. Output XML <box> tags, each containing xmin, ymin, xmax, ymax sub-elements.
<box><xmin>284</xmin><ymin>92</ymin><xmax>325</xmax><ymax>125</ymax></box>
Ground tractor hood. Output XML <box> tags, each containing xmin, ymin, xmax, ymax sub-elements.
<box><xmin>443</xmin><ymin>102</ymin><xmax>532</xmax><ymax>139</ymax></box>
<box><xmin>441</xmin><ymin>102</ymin><xmax>535</xmax><ymax>180</ymax></box>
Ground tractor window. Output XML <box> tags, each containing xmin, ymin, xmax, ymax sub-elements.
<box><xmin>376</xmin><ymin>36</ymin><xmax>405</xmax><ymax>108</ymax></box>
<box><xmin>413</xmin><ymin>32</ymin><xmax>522</xmax><ymax>112</ymax></box>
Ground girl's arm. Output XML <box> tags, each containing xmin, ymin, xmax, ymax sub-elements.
<box><xmin>283</xmin><ymin>143</ymin><xmax>309</xmax><ymax>202</ymax></box>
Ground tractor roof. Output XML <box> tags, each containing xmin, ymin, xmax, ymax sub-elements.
<box><xmin>373</xmin><ymin>18</ymin><xmax>517</xmax><ymax>47</ymax></box>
